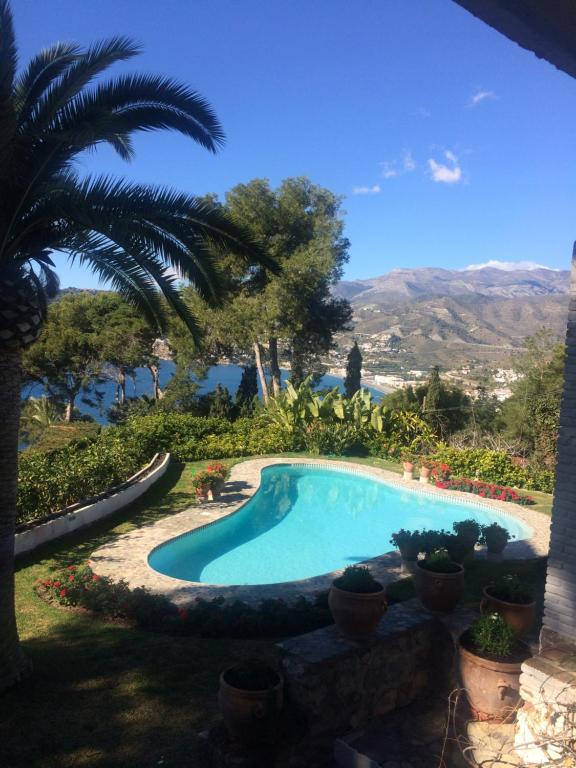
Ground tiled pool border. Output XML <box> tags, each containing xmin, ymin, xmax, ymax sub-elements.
<box><xmin>90</xmin><ymin>458</ymin><xmax>551</xmax><ymax>606</ymax></box>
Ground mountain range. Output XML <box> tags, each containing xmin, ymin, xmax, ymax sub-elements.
<box><xmin>334</xmin><ymin>265</ymin><xmax>570</xmax><ymax>368</ymax></box>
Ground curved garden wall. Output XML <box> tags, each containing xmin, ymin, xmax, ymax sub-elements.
<box><xmin>15</xmin><ymin>453</ymin><xmax>170</xmax><ymax>556</ymax></box>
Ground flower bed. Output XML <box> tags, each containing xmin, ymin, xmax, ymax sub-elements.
<box><xmin>434</xmin><ymin>477</ymin><xmax>534</xmax><ymax>505</ymax></box>
<box><xmin>35</xmin><ymin>564</ymin><xmax>333</xmax><ymax>638</ymax></box>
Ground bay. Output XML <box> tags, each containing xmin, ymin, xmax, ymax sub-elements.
<box><xmin>23</xmin><ymin>363</ymin><xmax>387</xmax><ymax>425</ymax></box>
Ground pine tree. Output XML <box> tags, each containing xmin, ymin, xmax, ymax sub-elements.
<box><xmin>344</xmin><ymin>341</ymin><xmax>362</xmax><ymax>398</ymax></box>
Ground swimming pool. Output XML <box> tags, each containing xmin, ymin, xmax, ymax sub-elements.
<box><xmin>148</xmin><ymin>464</ymin><xmax>532</xmax><ymax>586</ymax></box>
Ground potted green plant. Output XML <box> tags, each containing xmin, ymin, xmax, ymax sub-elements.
<box><xmin>451</xmin><ymin>519</ymin><xmax>481</xmax><ymax>561</ymax></box>
<box><xmin>458</xmin><ymin>613</ymin><xmax>531</xmax><ymax>721</ymax></box>
<box><xmin>390</xmin><ymin>529</ymin><xmax>422</xmax><ymax>574</ymax></box>
<box><xmin>419</xmin><ymin>528</ymin><xmax>448</xmax><ymax>559</ymax></box>
<box><xmin>415</xmin><ymin>550</ymin><xmax>464</xmax><ymax>614</ymax></box>
<box><xmin>401</xmin><ymin>448</ymin><xmax>415</xmax><ymax>479</ymax></box>
<box><xmin>479</xmin><ymin>523</ymin><xmax>513</xmax><ymax>561</ymax></box>
<box><xmin>329</xmin><ymin>565</ymin><xmax>387</xmax><ymax>640</ymax></box>
<box><xmin>481</xmin><ymin>574</ymin><xmax>536</xmax><ymax>637</ymax></box>
<box><xmin>218</xmin><ymin>660</ymin><xmax>283</xmax><ymax>745</ymax></box>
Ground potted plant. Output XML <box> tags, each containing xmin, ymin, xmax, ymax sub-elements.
<box><xmin>419</xmin><ymin>528</ymin><xmax>448</xmax><ymax>559</ymax></box>
<box><xmin>191</xmin><ymin>463</ymin><xmax>230</xmax><ymax>501</ymax></box>
<box><xmin>390</xmin><ymin>529</ymin><xmax>422</xmax><ymax>574</ymax></box>
<box><xmin>329</xmin><ymin>565</ymin><xmax>387</xmax><ymax>640</ymax></box>
<box><xmin>458</xmin><ymin>613</ymin><xmax>531</xmax><ymax>721</ymax></box>
<box><xmin>205</xmin><ymin>462</ymin><xmax>230</xmax><ymax>499</ymax></box>
<box><xmin>481</xmin><ymin>574</ymin><xmax>536</xmax><ymax>637</ymax></box>
<box><xmin>451</xmin><ymin>519</ymin><xmax>481</xmax><ymax>561</ymax></box>
<box><xmin>219</xmin><ymin>660</ymin><xmax>283</xmax><ymax>745</ymax></box>
<box><xmin>479</xmin><ymin>523</ymin><xmax>513</xmax><ymax>561</ymax></box>
<box><xmin>415</xmin><ymin>550</ymin><xmax>464</xmax><ymax>614</ymax></box>
<box><xmin>419</xmin><ymin>459</ymin><xmax>432</xmax><ymax>484</ymax></box>
<box><xmin>401</xmin><ymin>449</ymin><xmax>415</xmax><ymax>479</ymax></box>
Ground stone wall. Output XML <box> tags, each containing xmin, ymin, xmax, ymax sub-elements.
<box><xmin>515</xmin><ymin>646</ymin><xmax>576</xmax><ymax>765</ymax></box>
<box><xmin>274</xmin><ymin>601</ymin><xmax>463</xmax><ymax>767</ymax></box>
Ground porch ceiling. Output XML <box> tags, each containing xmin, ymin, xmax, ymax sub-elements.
<box><xmin>452</xmin><ymin>0</ymin><xmax>576</xmax><ymax>80</ymax></box>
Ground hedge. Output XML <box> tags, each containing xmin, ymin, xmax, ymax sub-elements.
<box><xmin>17</xmin><ymin>429</ymin><xmax>152</xmax><ymax>525</ymax></box>
<box><xmin>428</xmin><ymin>447</ymin><xmax>554</xmax><ymax>494</ymax></box>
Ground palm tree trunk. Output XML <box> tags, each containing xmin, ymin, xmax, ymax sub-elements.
<box><xmin>268</xmin><ymin>337</ymin><xmax>281</xmax><ymax>396</ymax></box>
<box><xmin>253</xmin><ymin>341</ymin><xmax>269</xmax><ymax>404</ymax></box>
<box><xmin>0</xmin><ymin>348</ymin><xmax>31</xmax><ymax>691</ymax></box>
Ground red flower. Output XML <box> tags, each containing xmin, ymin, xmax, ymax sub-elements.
<box><xmin>59</xmin><ymin>589</ymin><xmax>67</xmax><ymax>598</ymax></box>
<box><xmin>53</xmin><ymin>581</ymin><xmax>62</xmax><ymax>588</ymax></box>
<box><xmin>69</xmin><ymin>574</ymin><xmax>75</xmax><ymax>582</ymax></box>
<box><xmin>92</xmin><ymin>574</ymin><xmax>100</xmax><ymax>582</ymax></box>
<box><xmin>67</xmin><ymin>566</ymin><xmax>76</xmax><ymax>571</ymax></box>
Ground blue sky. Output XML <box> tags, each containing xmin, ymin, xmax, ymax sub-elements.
<box><xmin>12</xmin><ymin>0</ymin><xmax>576</xmax><ymax>284</ymax></box>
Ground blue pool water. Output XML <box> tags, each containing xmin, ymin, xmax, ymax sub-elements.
<box><xmin>148</xmin><ymin>464</ymin><xmax>532</xmax><ymax>586</ymax></box>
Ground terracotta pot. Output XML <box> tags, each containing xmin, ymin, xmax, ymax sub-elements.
<box><xmin>328</xmin><ymin>584</ymin><xmax>387</xmax><ymax>640</ymax></box>
<box><xmin>403</xmin><ymin>461</ymin><xmax>414</xmax><ymax>473</ymax></box>
<box><xmin>480</xmin><ymin>588</ymin><xmax>536</xmax><ymax>638</ymax></box>
<box><xmin>219</xmin><ymin>668</ymin><xmax>283</xmax><ymax>745</ymax></box>
<box><xmin>420</xmin><ymin>466</ymin><xmax>431</xmax><ymax>480</ymax></box>
<box><xmin>457</xmin><ymin>633</ymin><xmax>530</xmax><ymax>721</ymax></box>
<box><xmin>414</xmin><ymin>560</ymin><xmax>464</xmax><ymax>613</ymax></box>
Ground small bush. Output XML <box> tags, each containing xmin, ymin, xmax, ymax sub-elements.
<box><xmin>469</xmin><ymin>613</ymin><xmax>516</xmax><ymax>658</ymax></box>
<box><xmin>428</xmin><ymin>447</ymin><xmax>553</xmax><ymax>493</ymax></box>
<box><xmin>35</xmin><ymin>565</ymin><xmax>333</xmax><ymax>638</ymax></box>
<box><xmin>487</xmin><ymin>574</ymin><xmax>533</xmax><ymax>605</ymax></box>
<box><xmin>332</xmin><ymin>565</ymin><xmax>382</xmax><ymax>593</ymax></box>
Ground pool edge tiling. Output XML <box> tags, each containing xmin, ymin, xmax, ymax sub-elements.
<box><xmin>90</xmin><ymin>458</ymin><xmax>551</xmax><ymax>607</ymax></box>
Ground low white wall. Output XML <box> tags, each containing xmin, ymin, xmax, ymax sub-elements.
<box><xmin>15</xmin><ymin>453</ymin><xmax>170</xmax><ymax>556</ymax></box>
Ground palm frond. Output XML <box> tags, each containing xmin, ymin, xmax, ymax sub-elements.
<box><xmin>13</xmin><ymin>42</ymin><xmax>80</xmax><ymax>126</ymax></box>
<box><xmin>0</xmin><ymin>0</ymin><xmax>17</xmax><ymax>102</ymax></box>
<box><xmin>25</xmin><ymin>36</ymin><xmax>140</xmax><ymax>134</ymax></box>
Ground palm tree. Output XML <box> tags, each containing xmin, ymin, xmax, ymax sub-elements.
<box><xmin>0</xmin><ymin>0</ymin><xmax>274</xmax><ymax>690</ymax></box>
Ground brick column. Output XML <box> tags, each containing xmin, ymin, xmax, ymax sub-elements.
<box><xmin>542</xmin><ymin>243</ymin><xmax>576</xmax><ymax>647</ymax></box>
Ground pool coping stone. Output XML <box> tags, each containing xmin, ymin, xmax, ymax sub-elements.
<box><xmin>89</xmin><ymin>458</ymin><xmax>550</xmax><ymax>607</ymax></box>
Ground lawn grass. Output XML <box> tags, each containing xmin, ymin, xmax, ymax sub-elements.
<box><xmin>3</xmin><ymin>452</ymin><xmax>550</xmax><ymax>768</ymax></box>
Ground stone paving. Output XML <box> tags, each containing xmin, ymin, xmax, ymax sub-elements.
<box><xmin>90</xmin><ymin>457</ymin><xmax>550</xmax><ymax>607</ymax></box>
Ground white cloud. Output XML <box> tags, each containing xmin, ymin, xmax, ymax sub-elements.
<box><xmin>352</xmin><ymin>184</ymin><xmax>381</xmax><ymax>195</ymax></box>
<box><xmin>428</xmin><ymin>151</ymin><xmax>462</xmax><ymax>184</ymax></box>
<box><xmin>402</xmin><ymin>150</ymin><xmax>416</xmax><ymax>172</ymax></box>
<box><xmin>462</xmin><ymin>260</ymin><xmax>558</xmax><ymax>272</ymax></box>
<box><xmin>380</xmin><ymin>150</ymin><xmax>416</xmax><ymax>180</ymax></box>
<box><xmin>469</xmin><ymin>89</ymin><xmax>497</xmax><ymax>107</ymax></box>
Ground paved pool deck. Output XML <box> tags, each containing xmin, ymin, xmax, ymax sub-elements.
<box><xmin>90</xmin><ymin>458</ymin><xmax>550</xmax><ymax>607</ymax></box>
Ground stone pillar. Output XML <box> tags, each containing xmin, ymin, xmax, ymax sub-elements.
<box><xmin>541</xmin><ymin>242</ymin><xmax>576</xmax><ymax>648</ymax></box>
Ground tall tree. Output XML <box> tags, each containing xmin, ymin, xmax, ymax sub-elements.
<box><xmin>344</xmin><ymin>341</ymin><xmax>362</xmax><ymax>398</ymax></box>
<box><xmin>0</xmin><ymin>2</ymin><xmax>272</xmax><ymax>691</ymax></box>
<box><xmin>500</xmin><ymin>330</ymin><xmax>565</xmax><ymax>464</ymax></box>
<box><xmin>235</xmin><ymin>363</ymin><xmax>258</xmax><ymax>415</ymax></box>
<box><xmin>186</xmin><ymin>178</ymin><xmax>352</xmax><ymax>395</ymax></box>
<box><xmin>22</xmin><ymin>293</ymin><xmax>102</xmax><ymax>421</ymax></box>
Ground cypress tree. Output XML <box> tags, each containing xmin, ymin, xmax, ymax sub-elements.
<box><xmin>344</xmin><ymin>341</ymin><xmax>362</xmax><ymax>398</ymax></box>
<box><xmin>235</xmin><ymin>364</ymin><xmax>258</xmax><ymax>415</ymax></box>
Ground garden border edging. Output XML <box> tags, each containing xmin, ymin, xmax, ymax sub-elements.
<box><xmin>15</xmin><ymin>452</ymin><xmax>170</xmax><ymax>556</ymax></box>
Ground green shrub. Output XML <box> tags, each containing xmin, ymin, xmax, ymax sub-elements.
<box><xmin>469</xmin><ymin>613</ymin><xmax>516</xmax><ymax>658</ymax></box>
<box><xmin>429</xmin><ymin>447</ymin><xmax>553</xmax><ymax>493</ymax></box>
<box><xmin>35</xmin><ymin>565</ymin><xmax>332</xmax><ymax>638</ymax></box>
<box><xmin>17</xmin><ymin>428</ymin><xmax>152</xmax><ymax>524</ymax></box>
<box><xmin>332</xmin><ymin>565</ymin><xmax>382</xmax><ymax>593</ymax></box>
